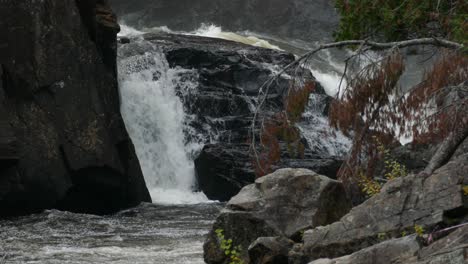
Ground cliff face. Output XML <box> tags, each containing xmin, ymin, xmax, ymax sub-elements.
<box><xmin>0</xmin><ymin>0</ymin><xmax>151</xmax><ymax>217</ymax></box>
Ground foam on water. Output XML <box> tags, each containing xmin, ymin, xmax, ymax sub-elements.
<box><xmin>0</xmin><ymin>204</ymin><xmax>221</xmax><ymax>264</ymax></box>
<box><xmin>193</xmin><ymin>24</ymin><xmax>282</xmax><ymax>50</ymax></box>
<box><xmin>118</xmin><ymin>24</ymin><xmax>146</xmax><ymax>38</ymax></box>
<box><xmin>298</xmin><ymin>94</ymin><xmax>352</xmax><ymax>157</ymax></box>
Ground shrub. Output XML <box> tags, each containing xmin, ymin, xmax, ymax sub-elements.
<box><xmin>358</xmin><ymin>137</ymin><xmax>407</xmax><ymax>197</ymax></box>
<box><xmin>414</xmin><ymin>225</ymin><xmax>425</xmax><ymax>237</ymax></box>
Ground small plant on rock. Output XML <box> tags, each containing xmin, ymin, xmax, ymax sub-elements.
<box><xmin>377</xmin><ymin>232</ymin><xmax>388</xmax><ymax>241</ymax></box>
<box><xmin>358</xmin><ymin>171</ymin><xmax>382</xmax><ymax>197</ymax></box>
<box><xmin>215</xmin><ymin>229</ymin><xmax>244</xmax><ymax>264</ymax></box>
<box><xmin>463</xmin><ymin>185</ymin><xmax>468</xmax><ymax>196</ymax></box>
<box><xmin>358</xmin><ymin>137</ymin><xmax>408</xmax><ymax>197</ymax></box>
<box><xmin>414</xmin><ymin>225</ymin><xmax>425</xmax><ymax>237</ymax></box>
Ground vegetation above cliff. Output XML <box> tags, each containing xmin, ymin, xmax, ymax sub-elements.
<box><xmin>335</xmin><ymin>0</ymin><xmax>467</xmax><ymax>46</ymax></box>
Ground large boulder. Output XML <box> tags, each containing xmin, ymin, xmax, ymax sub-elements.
<box><xmin>204</xmin><ymin>168</ymin><xmax>351</xmax><ymax>264</ymax></box>
<box><xmin>302</xmin><ymin>154</ymin><xmax>468</xmax><ymax>261</ymax></box>
<box><xmin>0</xmin><ymin>0</ymin><xmax>150</xmax><ymax>217</ymax></box>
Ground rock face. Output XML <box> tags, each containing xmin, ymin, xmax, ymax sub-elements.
<box><xmin>308</xmin><ymin>224</ymin><xmax>468</xmax><ymax>264</ymax></box>
<box><xmin>410</xmin><ymin>224</ymin><xmax>468</xmax><ymax>264</ymax></box>
<box><xmin>110</xmin><ymin>0</ymin><xmax>339</xmax><ymax>42</ymax></box>
<box><xmin>0</xmin><ymin>0</ymin><xmax>150</xmax><ymax>217</ymax></box>
<box><xmin>308</xmin><ymin>235</ymin><xmax>422</xmax><ymax>264</ymax></box>
<box><xmin>204</xmin><ymin>168</ymin><xmax>351</xmax><ymax>264</ymax></box>
<box><xmin>302</xmin><ymin>153</ymin><xmax>468</xmax><ymax>261</ymax></box>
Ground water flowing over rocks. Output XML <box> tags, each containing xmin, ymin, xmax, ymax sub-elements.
<box><xmin>0</xmin><ymin>0</ymin><xmax>150</xmax><ymax>217</ymax></box>
<box><xmin>118</xmin><ymin>32</ymin><xmax>350</xmax><ymax>202</ymax></box>
<box><xmin>204</xmin><ymin>168</ymin><xmax>351</xmax><ymax>264</ymax></box>
<box><xmin>109</xmin><ymin>0</ymin><xmax>339</xmax><ymax>42</ymax></box>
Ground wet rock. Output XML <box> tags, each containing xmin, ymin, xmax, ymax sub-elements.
<box><xmin>120</xmin><ymin>32</ymin><xmax>348</xmax><ymax>202</ymax></box>
<box><xmin>195</xmin><ymin>144</ymin><xmax>255</xmax><ymax>201</ymax></box>
<box><xmin>196</xmin><ymin>143</ymin><xmax>345</xmax><ymax>201</ymax></box>
<box><xmin>204</xmin><ymin>168</ymin><xmax>351</xmax><ymax>264</ymax></box>
<box><xmin>302</xmin><ymin>154</ymin><xmax>468</xmax><ymax>261</ymax></box>
<box><xmin>248</xmin><ymin>237</ymin><xmax>294</xmax><ymax>264</ymax></box>
<box><xmin>0</xmin><ymin>0</ymin><xmax>150</xmax><ymax>217</ymax></box>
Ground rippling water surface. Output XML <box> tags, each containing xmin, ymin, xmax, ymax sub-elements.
<box><xmin>0</xmin><ymin>203</ymin><xmax>222</xmax><ymax>264</ymax></box>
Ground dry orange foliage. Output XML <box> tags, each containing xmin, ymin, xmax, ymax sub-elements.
<box><xmin>252</xmin><ymin>81</ymin><xmax>316</xmax><ymax>177</ymax></box>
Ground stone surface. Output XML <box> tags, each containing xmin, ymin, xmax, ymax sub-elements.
<box><xmin>0</xmin><ymin>0</ymin><xmax>150</xmax><ymax>217</ymax></box>
<box><xmin>204</xmin><ymin>168</ymin><xmax>351</xmax><ymax>264</ymax></box>
<box><xmin>308</xmin><ymin>235</ymin><xmax>422</xmax><ymax>264</ymax></box>
<box><xmin>248</xmin><ymin>237</ymin><xmax>294</xmax><ymax>264</ymax></box>
<box><xmin>306</xmin><ymin>225</ymin><xmax>468</xmax><ymax>264</ymax></box>
<box><xmin>408</xmin><ymin>225</ymin><xmax>468</xmax><ymax>264</ymax></box>
<box><xmin>302</xmin><ymin>154</ymin><xmax>468</xmax><ymax>261</ymax></box>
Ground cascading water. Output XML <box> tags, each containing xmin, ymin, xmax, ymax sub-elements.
<box><xmin>118</xmin><ymin>41</ymin><xmax>209</xmax><ymax>204</ymax></box>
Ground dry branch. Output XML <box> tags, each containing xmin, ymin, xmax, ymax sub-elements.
<box><xmin>250</xmin><ymin>37</ymin><xmax>464</xmax><ymax>177</ymax></box>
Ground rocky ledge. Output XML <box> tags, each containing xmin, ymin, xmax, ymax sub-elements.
<box><xmin>204</xmin><ymin>168</ymin><xmax>351</xmax><ymax>264</ymax></box>
<box><xmin>0</xmin><ymin>0</ymin><xmax>150</xmax><ymax>217</ymax></box>
<box><xmin>204</xmin><ymin>153</ymin><xmax>468</xmax><ymax>264</ymax></box>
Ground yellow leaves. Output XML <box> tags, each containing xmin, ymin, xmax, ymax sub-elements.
<box><xmin>414</xmin><ymin>225</ymin><xmax>425</xmax><ymax>237</ymax></box>
<box><xmin>463</xmin><ymin>185</ymin><xmax>468</xmax><ymax>196</ymax></box>
<box><xmin>359</xmin><ymin>138</ymin><xmax>408</xmax><ymax>198</ymax></box>
<box><xmin>358</xmin><ymin>172</ymin><xmax>382</xmax><ymax>197</ymax></box>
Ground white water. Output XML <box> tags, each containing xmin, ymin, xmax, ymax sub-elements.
<box><xmin>116</xmin><ymin>24</ymin><xmax>354</xmax><ymax>205</ymax></box>
<box><xmin>299</xmin><ymin>93</ymin><xmax>352</xmax><ymax>157</ymax></box>
<box><xmin>116</xmin><ymin>24</ymin><xmax>286</xmax><ymax>205</ymax></box>
<box><xmin>193</xmin><ymin>24</ymin><xmax>282</xmax><ymax>50</ymax></box>
<box><xmin>118</xmin><ymin>23</ymin><xmax>282</xmax><ymax>51</ymax></box>
<box><xmin>118</xmin><ymin>46</ymin><xmax>209</xmax><ymax>204</ymax></box>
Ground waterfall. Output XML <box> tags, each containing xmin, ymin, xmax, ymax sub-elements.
<box><xmin>118</xmin><ymin>43</ymin><xmax>209</xmax><ymax>204</ymax></box>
